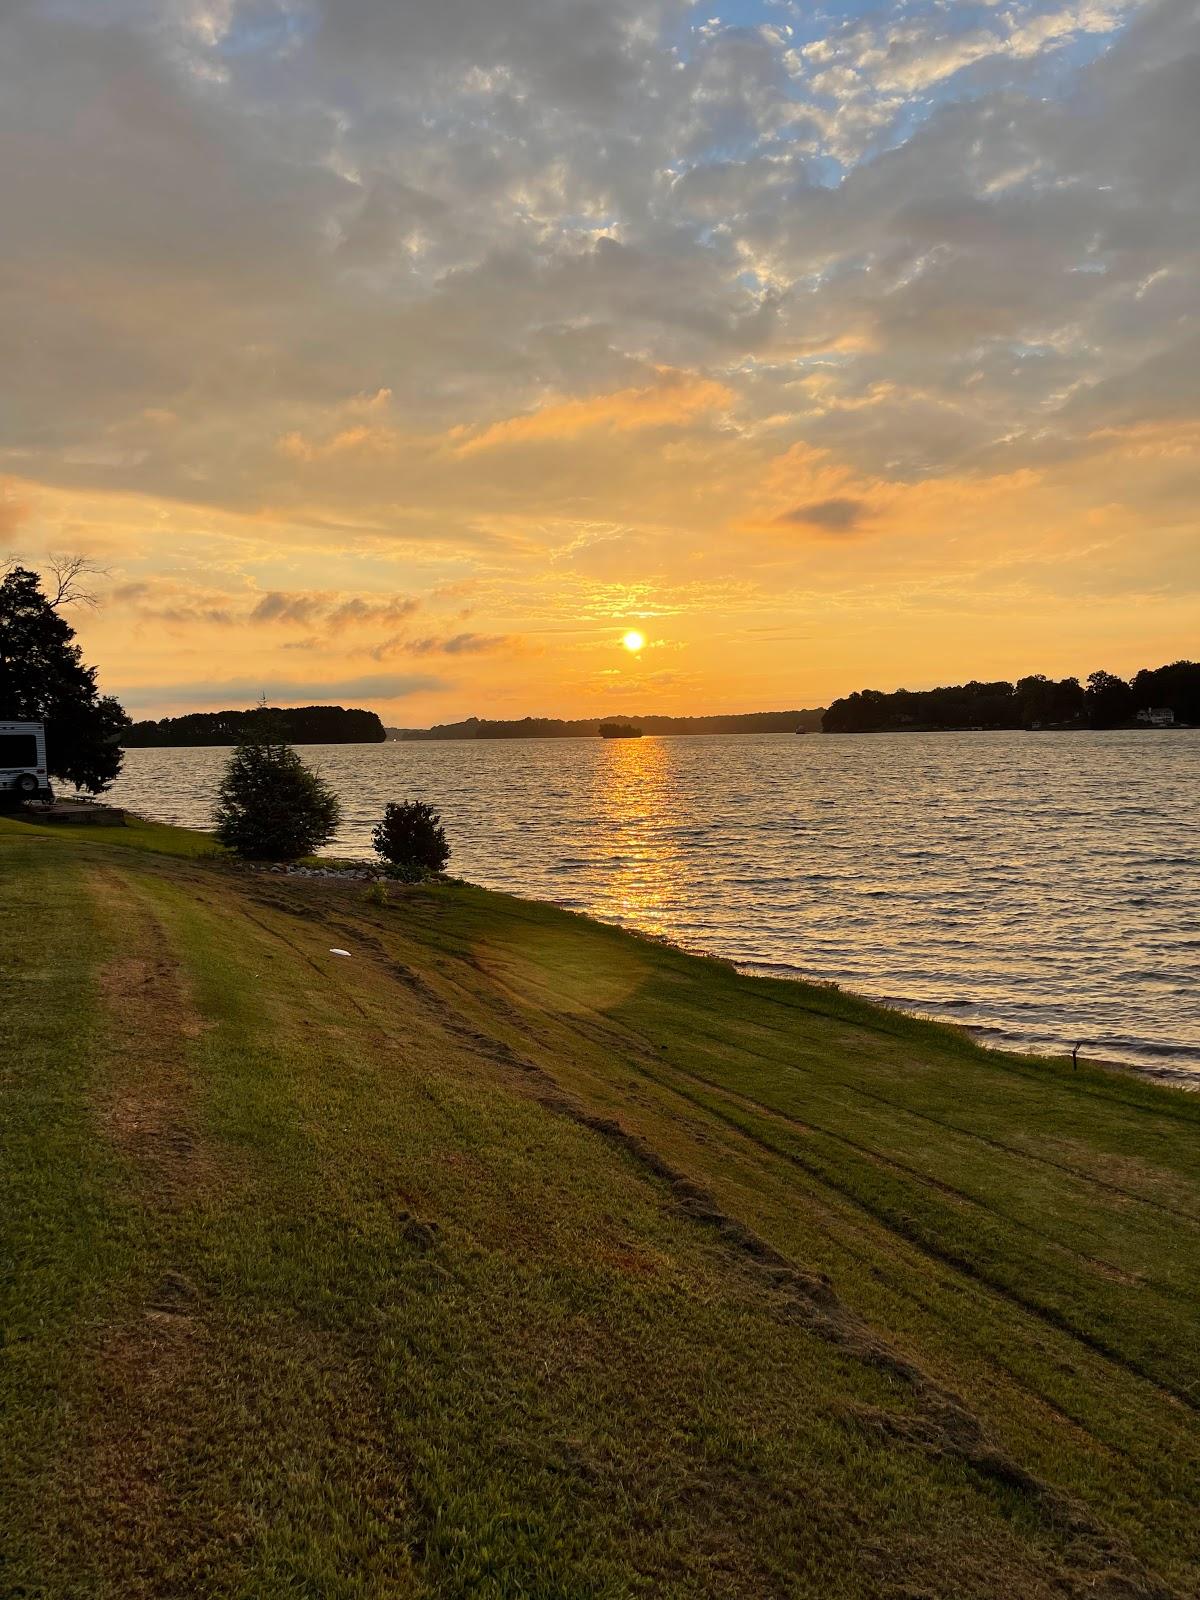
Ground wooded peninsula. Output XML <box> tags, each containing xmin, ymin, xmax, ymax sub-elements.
<box><xmin>822</xmin><ymin>660</ymin><xmax>1198</xmax><ymax>733</ymax></box>
<box><xmin>122</xmin><ymin>705</ymin><xmax>386</xmax><ymax>747</ymax></box>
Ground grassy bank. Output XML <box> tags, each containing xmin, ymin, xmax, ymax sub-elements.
<box><xmin>2</xmin><ymin>814</ymin><xmax>1198</xmax><ymax>1599</ymax></box>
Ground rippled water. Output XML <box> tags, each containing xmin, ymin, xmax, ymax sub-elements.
<box><xmin>101</xmin><ymin>731</ymin><xmax>1200</xmax><ymax>1081</ymax></box>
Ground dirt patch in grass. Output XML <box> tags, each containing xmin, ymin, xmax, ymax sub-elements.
<box><xmin>46</xmin><ymin>1294</ymin><xmax>413</xmax><ymax>1599</ymax></box>
<box><xmin>50</xmin><ymin>1290</ymin><xmax>248</xmax><ymax>1595</ymax></box>
<box><xmin>1040</xmin><ymin>1136</ymin><xmax>1200</xmax><ymax>1219</ymax></box>
<box><xmin>87</xmin><ymin>870</ymin><xmax>224</xmax><ymax>1205</ymax></box>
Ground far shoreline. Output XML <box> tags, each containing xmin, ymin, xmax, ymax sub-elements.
<box><xmin>116</xmin><ymin>722</ymin><xmax>1200</xmax><ymax>749</ymax></box>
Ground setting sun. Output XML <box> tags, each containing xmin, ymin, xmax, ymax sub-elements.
<box><xmin>621</xmin><ymin>630</ymin><xmax>646</xmax><ymax>654</ymax></box>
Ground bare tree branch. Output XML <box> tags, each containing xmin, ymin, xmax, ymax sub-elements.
<box><xmin>47</xmin><ymin>554</ymin><xmax>109</xmax><ymax>609</ymax></box>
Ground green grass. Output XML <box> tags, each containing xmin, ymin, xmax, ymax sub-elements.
<box><xmin>1</xmin><ymin>808</ymin><xmax>222</xmax><ymax>857</ymax></box>
<box><xmin>2</xmin><ymin>820</ymin><xmax>1198</xmax><ymax>1598</ymax></box>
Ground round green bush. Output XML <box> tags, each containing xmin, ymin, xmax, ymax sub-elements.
<box><xmin>214</xmin><ymin>738</ymin><xmax>341</xmax><ymax>861</ymax></box>
<box><xmin>371</xmin><ymin>800</ymin><xmax>449</xmax><ymax>875</ymax></box>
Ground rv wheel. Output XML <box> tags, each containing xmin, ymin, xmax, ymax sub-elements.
<box><xmin>15</xmin><ymin>774</ymin><xmax>40</xmax><ymax>795</ymax></box>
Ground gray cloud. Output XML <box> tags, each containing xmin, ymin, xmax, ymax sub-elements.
<box><xmin>0</xmin><ymin>0</ymin><xmax>1195</xmax><ymax>513</ymax></box>
<box><xmin>116</xmin><ymin>673</ymin><xmax>447</xmax><ymax>710</ymax></box>
<box><xmin>249</xmin><ymin>591</ymin><xmax>421</xmax><ymax>628</ymax></box>
<box><xmin>405</xmin><ymin>632</ymin><xmax>514</xmax><ymax>656</ymax></box>
<box><xmin>781</xmin><ymin>498</ymin><xmax>868</xmax><ymax>533</ymax></box>
<box><xmin>107</xmin><ymin>579</ymin><xmax>235</xmax><ymax>625</ymax></box>
<box><xmin>249</xmin><ymin>592</ymin><xmax>327</xmax><ymax>626</ymax></box>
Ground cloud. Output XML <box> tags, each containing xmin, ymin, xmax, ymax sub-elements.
<box><xmin>454</xmin><ymin>371</ymin><xmax>733</xmax><ymax>455</ymax></box>
<box><xmin>791</xmin><ymin>2</ymin><xmax>1143</xmax><ymax>108</ymax></box>
<box><xmin>405</xmin><ymin>632</ymin><xmax>515</xmax><ymax>656</ymax></box>
<box><xmin>249</xmin><ymin>591</ymin><xmax>421</xmax><ymax>628</ymax></box>
<box><xmin>249</xmin><ymin>592</ymin><xmax>326</xmax><ymax>624</ymax></box>
<box><xmin>4</xmin><ymin>0</ymin><xmax>1194</xmax><ymax>509</ymax></box>
<box><xmin>0</xmin><ymin>480</ymin><xmax>32</xmax><ymax>536</ymax></box>
<box><xmin>367</xmin><ymin>630</ymin><xmax>517</xmax><ymax>662</ymax></box>
<box><xmin>107</xmin><ymin>579</ymin><xmax>235</xmax><ymax>625</ymax></box>
<box><xmin>117</xmin><ymin>673</ymin><xmax>447</xmax><ymax>712</ymax></box>
<box><xmin>780</xmin><ymin>497</ymin><xmax>869</xmax><ymax>534</ymax></box>
<box><xmin>102</xmin><ymin>579</ymin><xmax>426</xmax><ymax>632</ymax></box>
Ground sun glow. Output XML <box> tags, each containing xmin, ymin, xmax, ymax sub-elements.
<box><xmin>621</xmin><ymin>630</ymin><xmax>646</xmax><ymax>653</ymax></box>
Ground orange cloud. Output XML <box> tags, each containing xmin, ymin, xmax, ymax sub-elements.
<box><xmin>738</xmin><ymin>437</ymin><xmax>1050</xmax><ymax>544</ymax></box>
<box><xmin>0</xmin><ymin>478</ymin><xmax>32</xmax><ymax>535</ymax></box>
<box><xmin>277</xmin><ymin>423</ymin><xmax>403</xmax><ymax>463</ymax></box>
<box><xmin>1084</xmin><ymin>419</ymin><xmax>1200</xmax><ymax>461</ymax></box>
<box><xmin>454</xmin><ymin>370</ymin><xmax>733</xmax><ymax>456</ymax></box>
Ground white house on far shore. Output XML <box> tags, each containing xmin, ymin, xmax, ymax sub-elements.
<box><xmin>1136</xmin><ymin>707</ymin><xmax>1176</xmax><ymax>727</ymax></box>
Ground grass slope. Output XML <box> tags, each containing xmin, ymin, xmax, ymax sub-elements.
<box><xmin>2</xmin><ymin>816</ymin><xmax>1198</xmax><ymax>1599</ymax></box>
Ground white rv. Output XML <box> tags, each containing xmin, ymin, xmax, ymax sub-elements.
<box><xmin>0</xmin><ymin>721</ymin><xmax>51</xmax><ymax>799</ymax></box>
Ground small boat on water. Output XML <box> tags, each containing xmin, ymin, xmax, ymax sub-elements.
<box><xmin>599</xmin><ymin>722</ymin><xmax>643</xmax><ymax>739</ymax></box>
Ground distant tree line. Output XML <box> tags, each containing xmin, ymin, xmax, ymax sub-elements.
<box><xmin>388</xmin><ymin>709</ymin><xmax>824</xmax><ymax>740</ymax></box>
<box><xmin>123</xmin><ymin>705</ymin><xmax>386</xmax><ymax>747</ymax></box>
<box><xmin>822</xmin><ymin>661</ymin><xmax>1199</xmax><ymax>734</ymax></box>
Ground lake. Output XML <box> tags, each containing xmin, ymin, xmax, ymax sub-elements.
<box><xmin>102</xmin><ymin>730</ymin><xmax>1200</xmax><ymax>1083</ymax></box>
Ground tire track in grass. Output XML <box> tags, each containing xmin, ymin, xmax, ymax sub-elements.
<box><xmin>625</xmin><ymin>1054</ymin><xmax>1200</xmax><ymax>1412</ymax></box>
<box><xmin>47</xmin><ymin>864</ymin><xmax>418</xmax><ymax>1598</ymax></box>
<box><xmin>507</xmin><ymin>983</ymin><xmax>1200</xmax><ymax>1434</ymax></box>
<box><xmin>623</xmin><ymin>1000</ymin><xmax>1200</xmax><ymax>1223</ymax></box>
<box><xmin>86</xmin><ymin>866</ymin><xmax>224</xmax><ymax>1206</ymax></box>
<box><xmin>442</xmin><ymin>960</ymin><xmax>1195</xmax><ymax>1479</ymax></box>
<box><xmin>40</xmin><ymin>866</ymin><xmax>241</xmax><ymax>1593</ymax></box>
<box><xmin>350</xmin><ymin>925</ymin><xmax>1186</xmax><ymax>1318</ymax></box>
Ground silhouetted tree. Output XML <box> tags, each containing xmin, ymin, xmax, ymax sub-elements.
<box><xmin>1016</xmin><ymin>674</ymin><xmax>1084</xmax><ymax>728</ymax></box>
<box><xmin>1085</xmin><ymin>670</ymin><xmax>1134</xmax><ymax>729</ymax></box>
<box><xmin>371</xmin><ymin>800</ymin><xmax>449</xmax><ymax>876</ymax></box>
<box><xmin>0</xmin><ymin>563</ymin><xmax>128</xmax><ymax>792</ymax></box>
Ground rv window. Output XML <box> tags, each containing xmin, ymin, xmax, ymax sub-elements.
<box><xmin>0</xmin><ymin>734</ymin><xmax>38</xmax><ymax>767</ymax></box>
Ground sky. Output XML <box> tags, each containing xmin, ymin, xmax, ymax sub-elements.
<box><xmin>2</xmin><ymin>0</ymin><xmax>1197</xmax><ymax>722</ymax></box>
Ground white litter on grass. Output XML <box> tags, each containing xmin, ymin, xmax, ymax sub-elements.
<box><xmin>329</xmin><ymin>948</ymin><xmax>351</xmax><ymax>958</ymax></box>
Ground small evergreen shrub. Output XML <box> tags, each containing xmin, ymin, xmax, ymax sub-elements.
<box><xmin>213</xmin><ymin>736</ymin><xmax>341</xmax><ymax>861</ymax></box>
<box><xmin>371</xmin><ymin>800</ymin><xmax>449</xmax><ymax>876</ymax></box>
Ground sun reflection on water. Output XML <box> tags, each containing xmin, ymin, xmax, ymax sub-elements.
<box><xmin>590</xmin><ymin>736</ymin><xmax>681</xmax><ymax>934</ymax></box>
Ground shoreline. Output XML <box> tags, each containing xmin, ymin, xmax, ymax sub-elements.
<box><xmin>111</xmin><ymin>720</ymin><xmax>1200</xmax><ymax>749</ymax></box>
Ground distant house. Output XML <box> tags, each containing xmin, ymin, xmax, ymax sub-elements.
<box><xmin>1136</xmin><ymin>707</ymin><xmax>1176</xmax><ymax>727</ymax></box>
